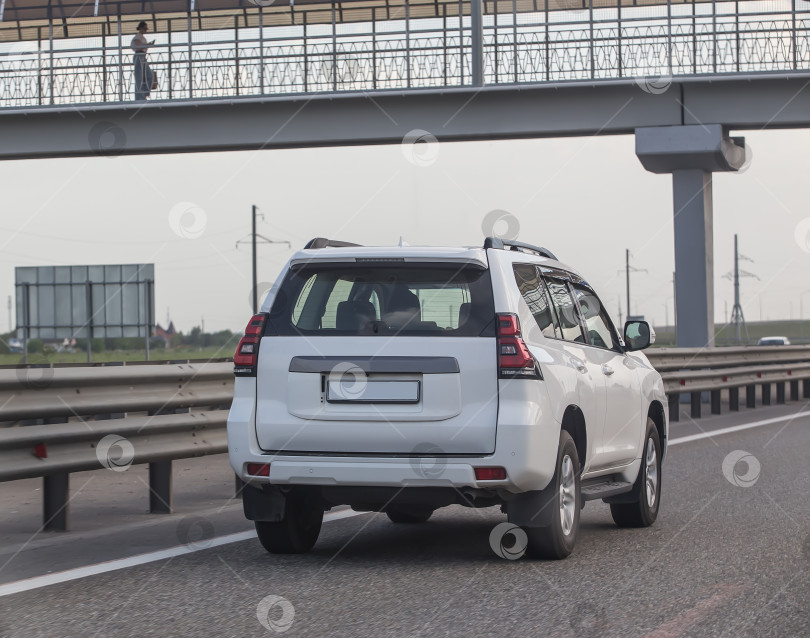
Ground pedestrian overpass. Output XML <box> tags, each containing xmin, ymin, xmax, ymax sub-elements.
<box><xmin>2</xmin><ymin>0</ymin><xmax>809</xmax><ymax>348</ymax></box>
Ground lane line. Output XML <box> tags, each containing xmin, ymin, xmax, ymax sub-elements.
<box><xmin>0</xmin><ymin>508</ymin><xmax>365</xmax><ymax>598</ymax></box>
<box><xmin>668</xmin><ymin>410</ymin><xmax>810</xmax><ymax>447</ymax></box>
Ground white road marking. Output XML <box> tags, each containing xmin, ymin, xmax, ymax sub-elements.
<box><xmin>0</xmin><ymin>508</ymin><xmax>364</xmax><ymax>598</ymax></box>
<box><xmin>669</xmin><ymin>410</ymin><xmax>810</xmax><ymax>446</ymax></box>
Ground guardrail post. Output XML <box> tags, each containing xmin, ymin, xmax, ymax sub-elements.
<box><xmin>43</xmin><ymin>473</ymin><xmax>69</xmax><ymax>531</ymax></box>
<box><xmin>746</xmin><ymin>384</ymin><xmax>756</xmax><ymax>408</ymax></box>
<box><xmin>761</xmin><ymin>383</ymin><xmax>771</xmax><ymax>406</ymax></box>
<box><xmin>149</xmin><ymin>460</ymin><xmax>173</xmax><ymax>514</ymax></box>
<box><xmin>729</xmin><ymin>387</ymin><xmax>739</xmax><ymax>411</ymax></box>
<box><xmin>804</xmin><ymin>379</ymin><xmax>810</xmax><ymax>399</ymax></box>
<box><xmin>790</xmin><ymin>380</ymin><xmax>799</xmax><ymax>401</ymax></box>
<box><xmin>776</xmin><ymin>382</ymin><xmax>785</xmax><ymax>404</ymax></box>
<box><xmin>710</xmin><ymin>390</ymin><xmax>721</xmax><ymax>415</ymax></box>
<box><xmin>690</xmin><ymin>392</ymin><xmax>701</xmax><ymax>419</ymax></box>
<box><xmin>668</xmin><ymin>393</ymin><xmax>679</xmax><ymax>422</ymax></box>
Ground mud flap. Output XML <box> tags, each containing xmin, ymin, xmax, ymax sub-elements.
<box><xmin>242</xmin><ymin>483</ymin><xmax>287</xmax><ymax>522</ymax></box>
<box><xmin>506</xmin><ymin>488</ymin><xmax>557</xmax><ymax>529</ymax></box>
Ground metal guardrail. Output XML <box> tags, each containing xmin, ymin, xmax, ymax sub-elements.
<box><xmin>1</xmin><ymin>348</ymin><xmax>808</xmax><ymax>532</ymax></box>
<box><xmin>0</xmin><ymin>361</ymin><xmax>234</xmax><ymax>531</ymax></box>
<box><xmin>649</xmin><ymin>347</ymin><xmax>810</xmax><ymax>421</ymax></box>
<box><xmin>0</xmin><ymin>411</ymin><xmax>227</xmax><ymax>482</ymax></box>
<box><xmin>646</xmin><ymin>345</ymin><xmax>810</xmax><ymax>371</ymax></box>
<box><xmin>0</xmin><ymin>362</ymin><xmax>233</xmax><ymax>422</ymax></box>
<box><xmin>1</xmin><ymin>0</ymin><xmax>810</xmax><ymax>108</ymax></box>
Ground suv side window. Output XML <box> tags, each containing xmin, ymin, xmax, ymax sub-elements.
<box><xmin>571</xmin><ymin>283</ymin><xmax>619</xmax><ymax>350</ymax></box>
<box><xmin>513</xmin><ymin>264</ymin><xmax>558</xmax><ymax>339</ymax></box>
<box><xmin>544</xmin><ymin>278</ymin><xmax>585</xmax><ymax>343</ymax></box>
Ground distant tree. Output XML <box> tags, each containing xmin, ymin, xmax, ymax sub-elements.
<box><xmin>27</xmin><ymin>339</ymin><xmax>44</xmax><ymax>353</ymax></box>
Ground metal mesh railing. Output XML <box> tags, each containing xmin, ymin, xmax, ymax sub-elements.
<box><xmin>1</xmin><ymin>1</ymin><xmax>809</xmax><ymax>108</ymax></box>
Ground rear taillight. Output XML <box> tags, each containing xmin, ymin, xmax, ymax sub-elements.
<box><xmin>497</xmin><ymin>313</ymin><xmax>541</xmax><ymax>379</ymax></box>
<box><xmin>234</xmin><ymin>313</ymin><xmax>268</xmax><ymax>377</ymax></box>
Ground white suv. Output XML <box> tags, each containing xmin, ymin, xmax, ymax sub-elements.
<box><xmin>228</xmin><ymin>237</ymin><xmax>667</xmax><ymax>559</ymax></box>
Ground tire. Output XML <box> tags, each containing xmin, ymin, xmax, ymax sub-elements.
<box><xmin>610</xmin><ymin>418</ymin><xmax>662</xmax><ymax>528</ymax></box>
<box><xmin>254</xmin><ymin>489</ymin><xmax>323</xmax><ymax>554</ymax></box>
<box><xmin>386</xmin><ymin>507</ymin><xmax>433</xmax><ymax>524</ymax></box>
<box><xmin>524</xmin><ymin>430</ymin><xmax>581</xmax><ymax>560</ymax></box>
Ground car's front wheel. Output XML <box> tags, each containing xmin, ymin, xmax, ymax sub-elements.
<box><xmin>610</xmin><ymin>418</ymin><xmax>662</xmax><ymax>528</ymax></box>
<box><xmin>255</xmin><ymin>489</ymin><xmax>323</xmax><ymax>554</ymax></box>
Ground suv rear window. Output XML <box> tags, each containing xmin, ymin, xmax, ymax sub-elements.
<box><xmin>267</xmin><ymin>263</ymin><xmax>495</xmax><ymax>337</ymax></box>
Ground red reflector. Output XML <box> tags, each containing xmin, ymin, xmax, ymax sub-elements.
<box><xmin>680</xmin><ymin>379</ymin><xmax>686</xmax><ymax>386</ymax></box>
<box><xmin>722</xmin><ymin>376</ymin><xmax>728</xmax><ymax>382</ymax></box>
<box><xmin>497</xmin><ymin>313</ymin><xmax>520</xmax><ymax>337</ymax></box>
<box><xmin>246</xmin><ymin>463</ymin><xmax>270</xmax><ymax>477</ymax></box>
<box><xmin>757</xmin><ymin>372</ymin><xmax>762</xmax><ymax>378</ymax></box>
<box><xmin>33</xmin><ymin>443</ymin><xmax>47</xmax><ymax>459</ymax></box>
<box><xmin>475</xmin><ymin>467</ymin><xmax>507</xmax><ymax>481</ymax></box>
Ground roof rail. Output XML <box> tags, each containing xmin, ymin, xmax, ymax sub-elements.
<box><xmin>483</xmin><ymin>237</ymin><xmax>558</xmax><ymax>260</ymax></box>
<box><xmin>303</xmin><ymin>237</ymin><xmax>362</xmax><ymax>249</ymax></box>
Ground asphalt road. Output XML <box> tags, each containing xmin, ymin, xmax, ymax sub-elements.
<box><xmin>0</xmin><ymin>404</ymin><xmax>808</xmax><ymax>638</ymax></box>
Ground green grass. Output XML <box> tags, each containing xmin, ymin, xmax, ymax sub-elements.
<box><xmin>0</xmin><ymin>345</ymin><xmax>234</xmax><ymax>366</ymax></box>
<box><xmin>651</xmin><ymin>319</ymin><xmax>810</xmax><ymax>347</ymax></box>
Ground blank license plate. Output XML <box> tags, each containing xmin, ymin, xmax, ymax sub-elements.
<box><xmin>326</xmin><ymin>379</ymin><xmax>420</xmax><ymax>404</ymax></box>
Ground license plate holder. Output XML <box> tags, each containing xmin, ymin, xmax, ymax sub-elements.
<box><xmin>325</xmin><ymin>379</ymin><xmax>421</xmax><ymax>404</ymax></box>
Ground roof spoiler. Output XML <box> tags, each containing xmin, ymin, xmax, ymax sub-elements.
<box><xmin>303</xmin><ymin>237</ymin><xmax>362</xmax><ymax>249</ymax></box>
<box><xmin>483</xmin><ymin>237</ymin><xmax>558</xmax><ymax>260</ymax></box>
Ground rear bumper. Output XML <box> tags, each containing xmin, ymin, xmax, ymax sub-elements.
<box><xmin>227</xmin><ymin>377</ymin><xmax>561</xmax><ymax>494</ymax></box>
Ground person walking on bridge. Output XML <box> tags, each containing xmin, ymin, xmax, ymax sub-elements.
<box><xmin>131</xmin><ymin>21</ymin><xmax>155</xmax><ymax>101</ymax></box>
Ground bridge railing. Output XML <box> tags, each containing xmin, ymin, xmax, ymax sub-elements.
<box><xmin>1</xmin><ymin>346</ymin><xmax>808</xmax><ymax>533</ymax></box>
<box><xmin>1</xmin><ymin>0</ymin><xmax>809</xmax><ymax>108</ymax></box>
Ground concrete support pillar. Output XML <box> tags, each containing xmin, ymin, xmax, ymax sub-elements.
<box><xmin>636</xmin><ymin>125</ymin><xmax>746</xmax><ymax>350</ymax></box>
<box><xmin>672</xmin><ymin>169</ymin><xmax>714</xmax><ymax>347</ymax></box>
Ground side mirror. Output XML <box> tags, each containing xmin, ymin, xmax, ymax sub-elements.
<box><xmin>624</xmin><ymin>320</ymin><xmax>655</xmax><ymax>351</ymax></box>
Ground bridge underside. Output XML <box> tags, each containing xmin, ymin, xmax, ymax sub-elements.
<box><xmin>0</xmin><ymin>74</ymin><xmax>807</xmax><ymax>159</ymax></box>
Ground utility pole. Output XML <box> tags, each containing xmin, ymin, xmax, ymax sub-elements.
<box><xmin>236</xmin><ymin>205</ymin><xmax>291</xmax><ymax>315</ymax></box>
<box><xmin>252</xmin><ymin>204</ymin><xmax>258</xmax><ymax>315</ymax></box>
<box><xmin>724</xmin><ymin>234</ymin><xmax>757</xmax><ymax>344</ymax></box>
<box><xmin>617</xmin><ymin>299</ymin><xmax>623</xmax><ymax>328</ymax></box>
<box><xmin>6</xmin><ymin>295</ymin><xmax>10</xmax><ymax>333</ymax></box>
<box><xmin>618</xmin><ymin>249</ymin><xmax>647</xmax><ymax>319</ymax></box>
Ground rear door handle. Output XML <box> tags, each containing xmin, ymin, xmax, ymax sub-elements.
<box><xmin>602</xmin><ymin>364</ymin><xmax>614</xmax><ymax>376</ymax></box>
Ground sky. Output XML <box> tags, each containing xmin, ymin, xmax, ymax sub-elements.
<box><xmin>2</xmin><ymin>128</ymin><xmax>809</xmax><ymax>335</ymax></box>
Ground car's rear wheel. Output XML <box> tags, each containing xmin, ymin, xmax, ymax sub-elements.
<box><xmin>524</xmin><ymin>430</ymin><xmax>581</xmax><ymax>560</ymax></box>
<box><xmin>255</xmin><ymin>490</ymin><xmax>323</xmax><ymax>554</ymax></box>
<box><xmin>386</xmin><ymin>507</ymin><xmax>433</xmax><ymax>524</ymax></box>
<box><xmin>610</xmin><ymin>418</ymin><xmax>662</xmax><ymax>528</ymax></box>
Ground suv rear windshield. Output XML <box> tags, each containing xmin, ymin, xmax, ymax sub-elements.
<box><xmin>267</xmin><ymin>263</ymin><xmax>495</xmax><ymax>337</ymax></box>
